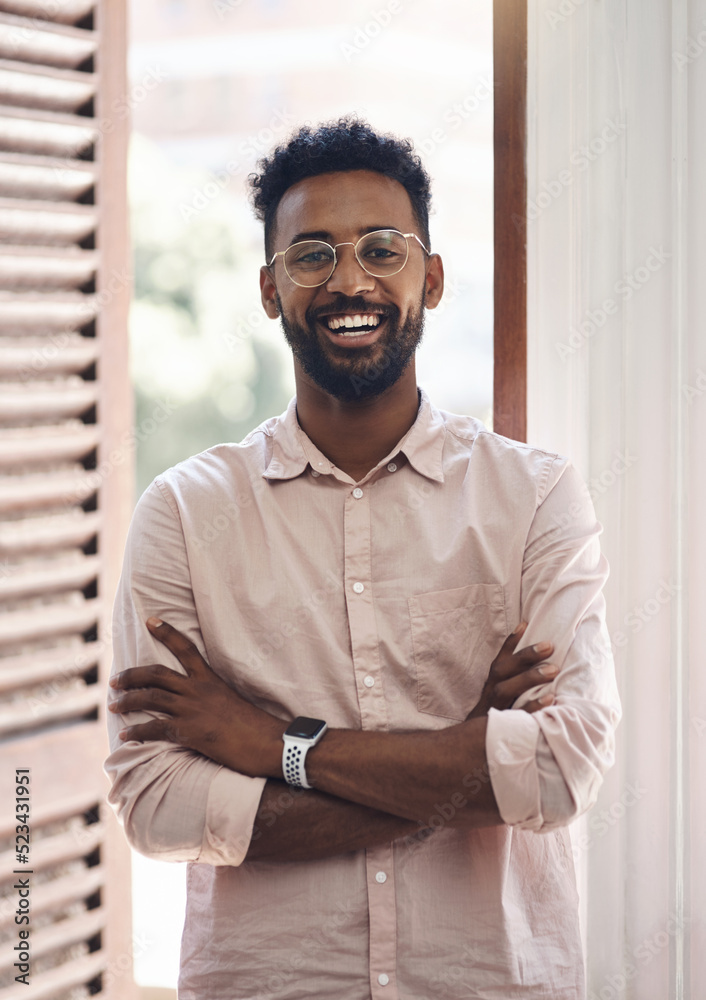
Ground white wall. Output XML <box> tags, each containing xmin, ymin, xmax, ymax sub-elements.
<box><xmin>527</xmin><ymin>1</ymin><xmax>706</xmax><ymax>997</ymax></box>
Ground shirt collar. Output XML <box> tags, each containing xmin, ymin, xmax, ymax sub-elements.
<box><xmin>396</xmin><ymin>389</ymin><xmax>446</xmax><ymax>483</ymax></box>
<box><xmin>262</xmin><ymin>389</ymin><xmax>446</xmax><ymax>484</ymax></box>
<box><xmin>262</xmin><ymin>397</ymin><xmax>311</xmax><ymax>480</ymax></box>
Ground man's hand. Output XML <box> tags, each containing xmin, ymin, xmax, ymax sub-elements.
<box><xmin>108</xmin><ymin>617</ymin><xmax>285</xmax><ymax>778</ymax></box>
<box><xmin>467</xmin><ymin>621</ymin><xmax>557</xmax><ymax>719</ymax></box>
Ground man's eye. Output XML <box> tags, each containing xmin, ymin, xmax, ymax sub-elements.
<box><xmin>290</xmin><ymin>248</ymin><xmax>334</xmax><ymax>267</ymax></box>
<box><xmin>364</xmin><ymin>247</ymin><xmax>399</xmax><ymax>260</ymax></box>
<box><xmin>300</xmin><ymin>251</ymin><xmax>330</xmax><ymax>263</ymax></box>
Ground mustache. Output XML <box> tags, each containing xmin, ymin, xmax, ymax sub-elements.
<box><xmin>308</xmin><ymin>297</ymin><xmax>398</xmax><ymax>323</ymax></box>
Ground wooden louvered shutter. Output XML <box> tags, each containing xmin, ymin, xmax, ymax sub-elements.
<box><xmin>0</xmin><ymin>1</ymin><xmax>136</xmax><ymax>998</ymax></box>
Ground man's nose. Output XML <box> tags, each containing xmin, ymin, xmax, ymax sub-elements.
<box><xmin>325</xmin><ymin>244</ymin><xmax>376</xmax><ymax>295</ymax></box>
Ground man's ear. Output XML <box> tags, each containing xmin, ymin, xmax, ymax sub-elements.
<box><xmin>260</xmin><ymin>265</ymin><xmax>280</xmax><ymax>318</ymax></box>
<box><xmin>424</xmin><ymin>254</ymin><xmax>444</xmax><ymax>310</ymax></box>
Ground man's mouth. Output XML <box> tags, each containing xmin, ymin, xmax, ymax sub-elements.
<box><xmin>322</xmin><ymin>313</ymin><xmax>384</xmax><ymax>338</ymax></box>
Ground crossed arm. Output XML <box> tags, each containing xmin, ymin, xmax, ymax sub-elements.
<box><xmin>108</xmin><ymin>620</ymin><xmax>557</xmax><ymax>862</ymax></box>
<box><xmin>106</xmin><ymin>461</ymin><xmax>620</xmax><ymax>865</ymax></box>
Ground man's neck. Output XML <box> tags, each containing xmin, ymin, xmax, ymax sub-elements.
<box><xmin>294</xmin><ymin>368</ymin><xmax>420</xmax><ymax>483</ymax></box>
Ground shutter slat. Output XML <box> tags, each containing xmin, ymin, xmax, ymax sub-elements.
<box><xmin>0</xmin><ymin>245</ymin><xmax>97</xmax><ymax>290</ymax></box>
<box><xmin>0</xmin><ymin>553</ymin><xmax>100</xmax><ymax>600</ymax></box>
<box><xmin>0</xmin><ymin>597</ymin><xmax>99</xmax><ymax>647</ymax></box>
<box><xmin>0</xmin><ymin>1</ymin><xmax>94</xmax><ymax>26</ymax></box>
<box><xmin>0</xmin><ymin>908</ymin><xmax>105</xmax><ymax>974</ymax></box>
<box><xmin>0</xmin><ymin>336</ymin><xmax>98</xmax><ymax>374</ymax></box>
<box><xmin>0</xmin><ymin>824</ymin><xmax>103</xmax><ymax>881</ymax></box>
<box><xmin>0</xmin><ymin>729</ymin><xmax>106</xmax><ymax>827</ymax></box>
<box><xmin>0</xmin><ymin>510</ymin><xmax>100</xmax><ymax>556</ymax></box>
<box><xmin>0</xmin><ymin>685</ymin><xmax>101</xmax><ymax>736</ymax></box>
<box><xmin>0</xmin><ymin>198</ymin><xmax>97</xmax><ymax>246</ymax></box>
<box><xmin>0</xmin><ymin>16</ymin><xmax>96</xmax><ymax>70</ymax></box>
<box><xmin>0</xmin><ymin>59</ymin><xmax>96</xmax><ymax>113</ymax></box>
<box><xmin>0</xmin><ymin>952</ymin><xmax>106</xmax><ymax>1000</ymax></box>
<box><xmin>0</xmin><ymin>342</ymin><xmax>98</xmax><ymax>376</ymax></box>
<box><xmin>0</xmin><ymin>470</ymin><xmax>96</xmax><ymax>512</ymax></box>
<box><xmin>0</xmin><ymin>424</ymin><xmax>99</xmax><ymax>466</ymax></box>
<box><xmin>0</xmin><ymin>640</ymin><xmax>99</xmax><ymax>692</ymax></box>
<box><xmin>0</xmin><ymin>295</ymin><xmax>98</xmax><ymax>334</ymax></box>
<box><xmin>0</xmin><ymin>790</ymin><xmax>100</xmax><ymax>840</ymax></box>
<box><xmin>0</xmin><ymin>105</ymin><xmax>96</xmax><ymax>157</ymax></box>
<box><xmin>0</xmin><ymin>152</ymin><xmax>96</xmax><ymax>201</ymax></box>
<box><xmin>0</xmin><ymin>381</ymin><xmax>97</xmax><ymax>422</ymax></box>
<box><xmin>0</xmin><ymin>867</ymin><xmax>104</xmax><ymax>931</ymax></box>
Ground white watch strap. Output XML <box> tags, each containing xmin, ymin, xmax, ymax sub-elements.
<box><xmin>282</xmin><ymin>738</ymin><xmax>313</xmax><ymax>789</ymax></box>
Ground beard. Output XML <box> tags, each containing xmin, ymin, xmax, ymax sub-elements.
<box><xmin>276</xmin><ymin>292</ymin><xmax>426</xmax><ymax>402</ymax></box>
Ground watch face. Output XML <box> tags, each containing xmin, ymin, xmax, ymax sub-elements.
<box><xmin>286</xmin><ymin>717</ymin><xmax>326</xmax><ymax>740</ymax></box>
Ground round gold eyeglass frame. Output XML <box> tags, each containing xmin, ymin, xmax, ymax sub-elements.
<box><xmin>266</xmin><ymin>229</ymin><xmax>431</xmax><ymax>288</ymax></box>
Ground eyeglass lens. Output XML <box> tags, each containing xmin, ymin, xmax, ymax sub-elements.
<box><xmin>283</xmin><ymin>230</ymin><xmax>410</xmax><ymax>286</ymax></box>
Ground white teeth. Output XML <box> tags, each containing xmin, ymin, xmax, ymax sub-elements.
<box><xmin>326</xmin><ymin>314</ymin><xmax>381</xmax><ymax>331</ymax></box>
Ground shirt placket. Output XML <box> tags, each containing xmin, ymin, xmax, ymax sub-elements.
<box><xmin>342</xmin><ymin>480</ymin><xmax>399</xmax><ymax>999</ymax></box>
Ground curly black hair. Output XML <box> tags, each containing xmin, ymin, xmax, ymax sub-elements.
<box><xmin>248</xmin><ymin>116</ymin><xmax>432</xmax><ymax>258</ymax></box>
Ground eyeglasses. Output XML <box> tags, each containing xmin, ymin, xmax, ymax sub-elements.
<box><xmin>267</xmin><ymin>229</ymin><xmax>430</xmax><ymax>287</ymax></box>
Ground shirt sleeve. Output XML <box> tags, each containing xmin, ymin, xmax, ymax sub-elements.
<box><xmin>103</xmin><ymin>480</ymin><xmax>267</xmax><ymax>865</ymax></box>
<box><xmin>486</xmin><ymin>457</ymin><xmax>622</xmax><ymax>833</ymax></box>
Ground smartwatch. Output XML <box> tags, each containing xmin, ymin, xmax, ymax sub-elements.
<box><xmin>282</xmin><ymin>716</ymin><xmax>328</xmax><ymax>789</ymax></box>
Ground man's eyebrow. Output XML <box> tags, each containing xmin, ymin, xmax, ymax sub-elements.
<box><xmin>288</xmin><ymin>230</ymin><xmax>333</xmax><ymax>245</ymax></box>
<box><xmin>359</xmin><ymin>225</ymin><xmax>402</xmax><ymax>235</ymax></box>
<box><xmin>286</xmin><ymin>226</ymin><xmax>404</xmax><ymax>246</ymax></box>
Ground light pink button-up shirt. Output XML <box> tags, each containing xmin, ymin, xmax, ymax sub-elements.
<box><xmin>105</xmin><ymin>391</ymin><xmax>620</xmax><ymax>1000</ymax></box>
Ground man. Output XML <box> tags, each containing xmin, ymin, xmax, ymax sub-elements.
<box><xmin>105</xmin><ymin>118</ymin><xmax>621</xmax><ymax>1000</ymax></box>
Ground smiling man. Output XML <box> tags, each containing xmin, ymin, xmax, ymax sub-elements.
<box><xmin>105</xmin><ymin>118</ymin><xmax>620</xmax><ymax>1000</ymax></box>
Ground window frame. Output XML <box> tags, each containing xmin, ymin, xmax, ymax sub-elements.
<box><xmin>493</xmin><ymin>0</ymin><xmax>527</xmax><ymax>442</ymax></box>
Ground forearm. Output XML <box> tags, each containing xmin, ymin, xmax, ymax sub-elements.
<box><xmin>245</xmin><ymin>779</ymin><xmax>422</xmax><ymax>862</ymax></box>
<box><xmin>302</xmin><ymin>716</ymin><xmax>502</xmax><ymax>827</ymax></box>
<box><xmin>105</xmin><ymin>739</ymin><xmax>267</xmax><ymax>866</ymax></box>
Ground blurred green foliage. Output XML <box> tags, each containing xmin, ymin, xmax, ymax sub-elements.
<box><xmin>129</xmin><ymin>137</ymin><xmax>291</xmax><ymax>498</ymax></box>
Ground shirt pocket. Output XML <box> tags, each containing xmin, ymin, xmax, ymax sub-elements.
<box><xmin>409</xmin><ymin>583</ymin><xmax>508</xmax><ymax>722</ymax></box>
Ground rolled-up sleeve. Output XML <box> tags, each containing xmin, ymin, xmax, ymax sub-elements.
<box><xmin>486</xmin><ymin>457</ymin><xmax>621</xmax><ymax>832</ymax></box>
<box><xmin>103</xmin><ymin>480</ymin><xmax>266</xmax><ymax>865</ymax></box>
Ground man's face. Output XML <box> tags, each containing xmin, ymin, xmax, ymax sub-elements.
<box><xmin>260</xmin><ymin>170</ymin><xmax>444</xmax><ymax>402</ymax></box>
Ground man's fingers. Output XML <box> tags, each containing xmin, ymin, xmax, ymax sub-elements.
<box><xmin>511</xmin><ymin>639</ymin><xmax>554</xmax><ymax>667</ymax></box>
<box><xmin>520</xmin><ymin>693</ymin><xmax>556</xmax><ymax>715</ymax></box>
<box><xmin>109</xmin><ymin>686</ymin><xmax>179</xmax><ymax>716</ymax></box>
<box><xmin>469</xmin><ymin>624</ymin><xmax>558</xmax><ymax>718</ymax></box>
<box><xmin>110</xmin><ymin>664</ymin><xmax>184</xmax><ymax>692</ymax></box>
<box><xmin>146</xmin><ymin>618</ymin><xmax>207</xmax><ymax>676</ymax></box>
<box><xmin>118</xmin><ymin>719</ymin><xmax>174</xmax><ymax>743</ymax></box>
<box><xmin>494</xmin><ymin>663</ymin><xmax>559</xmax><ymax>704</ymax></box>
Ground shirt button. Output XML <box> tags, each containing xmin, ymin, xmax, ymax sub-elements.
<box><xmin>352</xmin><ymin>582</ymin><xmax>365</xmax><ymax>594</ymax></box>
<box><xmin>311</xmin><ymin>470</ymin><xmax>320</xmax><ymax>477</ymax></box>
<box><xmin>387</xmin><ymin>462</ymin><xmax>397</xmax><ymax>473</ymax></box>
<box><xmin>375</xmin><ymin>871</ymin><xmax>387</xmax><ymax>883</ymax></box>
<box><xmin>363</xmin><ymin>675</ymin><xmax>375</xmax><ymax>688</ymax></box>
<box><xmin>378</xmin><ymin>973</ymin><xmax>390</xmax><ymax>986</ymax></box>
<box><xmin>352</xmin><ymin>487</ymin><xmax>364</xmax><ymax>499</ymax></box>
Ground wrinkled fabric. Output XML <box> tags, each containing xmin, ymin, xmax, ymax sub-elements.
<box><xmin>105</xmin><ymin>390</ymin><xmax>620</xmax><ymax>1000</ymax></box>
